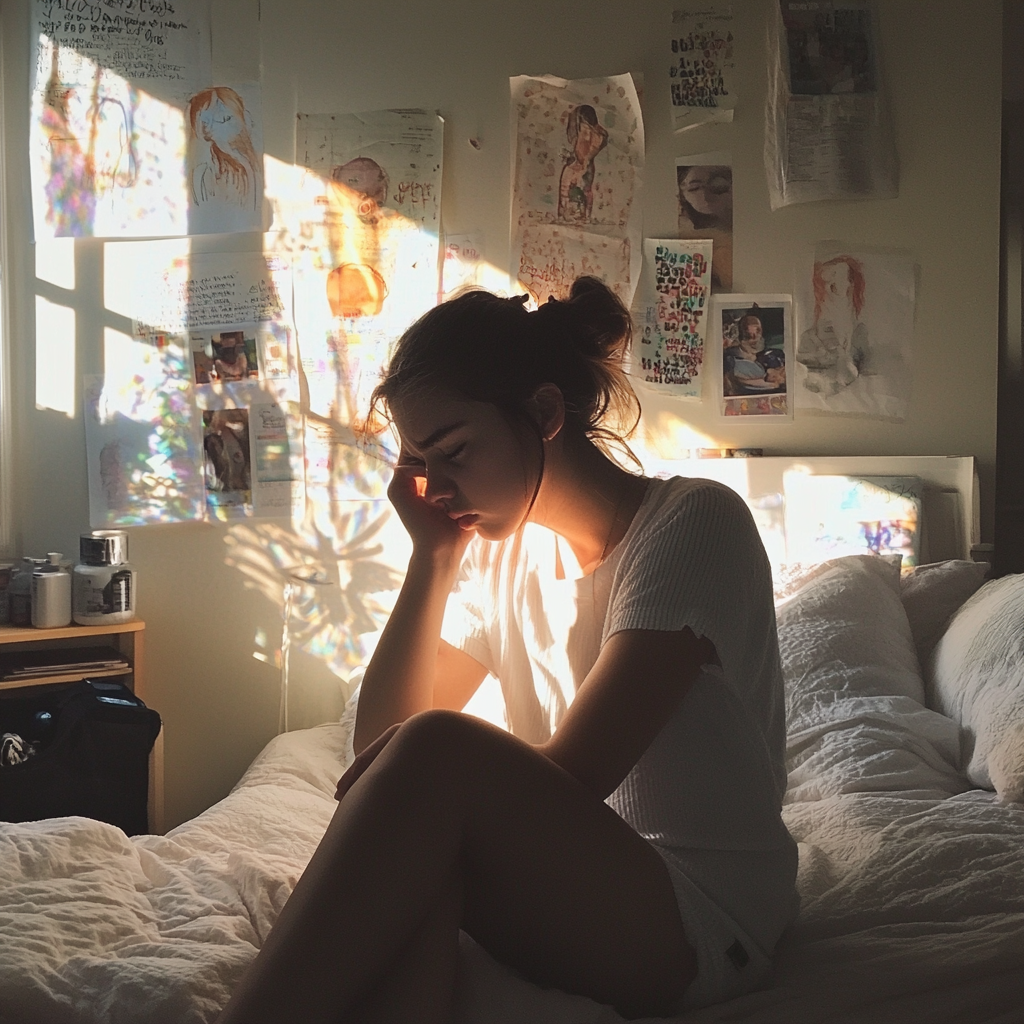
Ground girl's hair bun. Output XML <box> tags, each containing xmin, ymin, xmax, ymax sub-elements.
<box><xmin>537</xmin><ymin>275</ymin><xmax>632</xmax><ymax>362</ymax></box>
<box><xmin>369</xmin><ymin>275</ymin><xmax>639</xmax><ymax>460</ymax></box>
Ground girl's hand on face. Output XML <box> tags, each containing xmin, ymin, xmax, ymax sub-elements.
<box><xmin>388</xmin><ymin>455</ymin><xmax>472</xmax><ymax>562</ymax></box>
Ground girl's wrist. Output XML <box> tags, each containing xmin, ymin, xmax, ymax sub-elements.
<box><xmin>407</xmin><ymin>544</ymin><xmax>464</xmax><ymax>583</ymax></box>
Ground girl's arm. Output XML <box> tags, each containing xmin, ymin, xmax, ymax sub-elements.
<box><xmin>353</xmin><ymin>462</ymin><xmax>486</xmax><ymax>754</ymax></box>
<box><xmin>538</xmin><ymin>627</ymin><xmax>718</xmax><ymax>799</ymax></box>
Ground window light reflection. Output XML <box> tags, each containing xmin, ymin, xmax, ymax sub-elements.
<box><xmin>35</xmin><ymin>237</ymin><xmax>75</xmax><ymax>291</ymax></box>
<box><xmin>34</xmin><ymin>296</ymin><xmax>76</xmax><ymax>416</ymax></box>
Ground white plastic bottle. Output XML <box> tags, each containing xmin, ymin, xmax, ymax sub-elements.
<box><xmin>32</xmin><ymin>553</ymin><xmax>72</xmax><ymax>628</ymax></box>
<box><xmin>72</xmin><ymin>531</ymin><xmax>137</xmax><ymax>625</ymax></box>
<box><xmin>9</xmin><ymin>557</ymin><xmax>46</xmax><ymax>627</ymax></box>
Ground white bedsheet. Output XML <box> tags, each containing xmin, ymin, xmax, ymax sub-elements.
<box><xmin>1</xmin><ymin>709</ymin><xmax>1023</xmax><ymax>1024</ymax></box>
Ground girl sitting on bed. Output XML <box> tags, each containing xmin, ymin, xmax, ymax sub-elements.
<box><xmin>216</xmin><ymin>277</ymin><xmax>798</xmax><ymax>1023</ymax></box>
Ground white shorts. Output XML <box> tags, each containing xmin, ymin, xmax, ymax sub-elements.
<box><xmin>665</xmin><ymin>860</ymin><xmax>773</xmax><ymax>1009</ymax></box>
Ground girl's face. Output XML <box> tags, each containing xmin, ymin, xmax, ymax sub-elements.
<box><xmin>392</xmin><ymin>390</ymin><xmax>538</xmax><ymax>541</ymax></box>
<box><xmin>681</xmin><ymin>166</ymin><xmax>732</xmax><ymax>220</ymax></box>
<box><xmin>198</xmin><ymin>97</ymin><xmax>241</xmax><ymax>149</ymax></box>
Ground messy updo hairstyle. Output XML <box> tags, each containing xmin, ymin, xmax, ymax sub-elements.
<box><xmin>368</xmin><ymin>276</ymin><xmax>640</xmax><ymax>463</ymax></box>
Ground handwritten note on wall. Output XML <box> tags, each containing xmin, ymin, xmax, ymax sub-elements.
<box><xmin>33</xmin><ymin>0</ymin><xmax>206</xmax><ymax>82</ymax></box>
<box><xmin>669</xmin><ymin>7</ymin><xmax>737</xmax><ymax>132</ymax></box>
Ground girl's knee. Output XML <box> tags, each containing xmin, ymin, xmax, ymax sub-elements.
<box><xmin>391</xmin><ymin>709</ymin><xmax>495</xmax><ymax>774</ymax></box>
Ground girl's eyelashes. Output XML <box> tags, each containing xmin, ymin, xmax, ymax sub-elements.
<box><xmin>439</xmin><ymin>443</ymin><xmax>466</xmax><ymax>463</ymax></box>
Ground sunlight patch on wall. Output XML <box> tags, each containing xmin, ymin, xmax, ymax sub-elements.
<box><xmin>34</xmin><ymin>296</ymin><xmax>76</xmax><ymax>416</ymax></box>
<box><xmin>35</xmin><ymin>237</ymin><xmax>75</xmax><ymax>291</ymax></box>
<box><xmin>32</xmin><ymin>35</ymin><xmax>189</xmax><ymax>239</ymax></box>
<box><xmin>85</xmin><ymin>326</ymin><xmax>205</xmax><ymax>525</ymax></box>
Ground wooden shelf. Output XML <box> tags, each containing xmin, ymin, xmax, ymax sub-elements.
<box><xmin>0</xmin><ymin>619</ymin><xmax>162</xmax><ymax>833</ymax></box>
<box><xmin>0</xmin><ymin>667</ymin><xmax>131</xmax><ymax>691</ymax></box>
<box><xmin>0</xmin><ymin>620</ymin><xmax>145</xmax><ymax>644</ymax></box>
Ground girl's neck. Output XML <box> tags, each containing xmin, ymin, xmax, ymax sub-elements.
<box><xmin>530</xmin><ymin>434</ymin><xmax>647</xmax><ymax>573</ymax></box>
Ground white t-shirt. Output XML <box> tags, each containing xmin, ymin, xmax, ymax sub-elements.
<box><xmin>441</xmin><ymin>475</ymin><xmax>797</xmax><ymax>951</ymax></box>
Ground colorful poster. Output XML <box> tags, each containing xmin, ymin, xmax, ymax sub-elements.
<box><xmin>510</xmin><ymin>73</ymin><xmax>644</xmax><ymax>306</ymax></box>
<box><xmin>714</xmin><ymin>293</ymin><xmax>793</xmax><ymax>420</ymax></box>
<box><xmin>185</xmin><ymin>83</ymin><xmax>265</xmax><ymax>236</ymax></box>
<box><xmin>633</xmin><ymin>239</ymin><xmax>713</xmax><ymax>398</ymax></box>
<box><xmin>29</xmin><ymin>0</ymin><xmax>210</xmax><ymax>239</ymax></box>
<box><xmin>676</xmin><ymin>151</ymin><xmax>732</xmax><ymax>291</ymax></box>
<box><xmin>794</xmin><ymin>245</ymin><xmax>915</xmax><ymax>419</ymax></box>
<box><xmin>669</xmin><ymin>7</ymin><xmax>738</xmax><ymax>131</ymax></box>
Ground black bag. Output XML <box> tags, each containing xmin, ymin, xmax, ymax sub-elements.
<box><xmin>0</xmin><ymin>679</ymin><xmax>161</xmax><ymax>836</ymax></box>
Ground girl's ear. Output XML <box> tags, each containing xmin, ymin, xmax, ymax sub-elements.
<box><xmin>532</xmin><ymin>383</ymin><xmax>565</xmax><ymax>442</ymax></box>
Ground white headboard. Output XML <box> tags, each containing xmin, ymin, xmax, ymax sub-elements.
<box><xmin>641</xmin><ymin>455</ymin><xmax>977</xmax><ymax>567</ymax></box>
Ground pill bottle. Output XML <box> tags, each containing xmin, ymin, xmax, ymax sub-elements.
<box><xmin>72</xmin><ymin>531</ymin><xmax>137</xmax><ymax>625</ymax></box>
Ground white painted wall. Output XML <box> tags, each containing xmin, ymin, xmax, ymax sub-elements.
<box><xmin>1</xmin><ymin>0</ymin><xmax>1002</xmax><ymax>827</ymax></box>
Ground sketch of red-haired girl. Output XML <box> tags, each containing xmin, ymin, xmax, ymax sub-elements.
<box><xmin>187</xmin><ymin>87</ymin><xmax>262</xmax><ymax>213</ymax></box>
<box><xmin>796</xmin><ymin>255</ymin><xmax>868</xmax><ymax>396</ymax></box>
<box><xmin>557</xmin><ymin>104</ymin><xmax>608</xmax><ymax>225</ymax></box>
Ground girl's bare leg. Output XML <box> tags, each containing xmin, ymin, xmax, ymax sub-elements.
<box><xmin>348</xmin><ymin>871</ymin><xmax>462</xmax><ymax>1024</ymax></box>
<box><xmin>216</xmin><ymin>710</ymin><xmax>696</xmax><ymax>1024</ymax></box>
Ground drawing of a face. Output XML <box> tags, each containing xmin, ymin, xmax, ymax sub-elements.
<box><xmin>822</xmin><ymin>260</ymin><xmax>852</xmax><ymax>303</ymax></box>
<box><xmin>197</xmin><ymin>96</ymin><xmax>242</xmax><ymax>150</ymax></box>
<box><xmin>681</xmin><ymin>166</ymin><xmax>732</xmax><ymax>221</ymax></box>
<box><xmin>333</xmin><ymin>157</ymin><xmax>388</xmax><ymax>206</ymax></box>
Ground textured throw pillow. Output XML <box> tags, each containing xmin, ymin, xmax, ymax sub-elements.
<box><xmin>900</xmin><ymin>559</ymin><xmax>989</xmax><ymax>668</ymax></box>
<box><xmin>776</xmin><ymin>555</ymin><xmax>966</xmax><ymax>801</ymax></box>
<box><xmin>928</xmin><ymin>574</ymin><xmax>1024</xmax><ymax>802</ymax></box>
<box><xmin>777</xmin><ymin>554</ymin><xmax>925</xmax><ymax>727</ymax></box>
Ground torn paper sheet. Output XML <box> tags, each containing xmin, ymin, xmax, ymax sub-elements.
<box><xmin>669</xmin><ymin>7</ymin><xmax>738</xmax><ymax>132</ymax></box>
<box><xmin>510</xmin><ymin>73</ymin><xmax>644</xmax><ymax>306</ymax></box>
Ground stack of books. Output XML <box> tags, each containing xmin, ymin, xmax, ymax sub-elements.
<box><xmin>0</xmin><ymin>647</ymin><xmax>129</xmax><ymax>682</ymax></box>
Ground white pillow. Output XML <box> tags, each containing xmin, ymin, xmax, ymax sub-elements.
<box><xmin>777</xmin><ymin>554</ymin><xmax>925</xmax><ymax>727</ymax></box>
<box><xmin>928</xmin><ymin>574</ymin><xmax>1024</xmax><ymax>802</ymax></box>
<box><xmin>900</xmin><ymin>559</ymin><xmax>989</xmax><ymax>668</ymax></box>
<box><xmin>777</xmin><ymin>555</ymin><xmax>963</xmax><ymax>800</ymax></box>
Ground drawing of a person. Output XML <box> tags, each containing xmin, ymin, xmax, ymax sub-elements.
<box><xmin>557</xmin><ymin>104</ymin><xmax>608</xmax><ymax>225</ymax></box>
<box><xmin>677</xmin><ymin>164</ymin><xmax>733</xmax><ymax>290</ymax></box>
<box><xmin>326</xmin><ymin>156</ymin><xmax>392</xmax><ymax>318</ymax></box>
<box><xmin>797</xmin><ymin>255</ymin><xmax>868</xmax><ymax>397</ymax></box>
<box><xmin>187</xmin><ymin>87</ymin><xmax>262</xmax><ymax>209</ymax></box>
<box><xmin>40</xmin><ymin>51</ymin><xmax>96</xmax><ymax>235</ymax></box>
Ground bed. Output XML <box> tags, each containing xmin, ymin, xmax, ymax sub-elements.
<box><xmin>2</xmin><ymin>461</ymin><xmax>1023</xmax><ymax>1024</ymax></box>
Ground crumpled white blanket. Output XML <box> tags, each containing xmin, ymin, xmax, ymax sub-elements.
<box><xmin>2</xmin><ymin>705</ymin><xmax>1024</xmax><ymax>1024</ymax></box>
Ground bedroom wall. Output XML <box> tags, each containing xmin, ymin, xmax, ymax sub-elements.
<box><xmin>0</xmin><ymin>0</ymin><xmax>1003</xmax><ymax>828</ymax></box>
